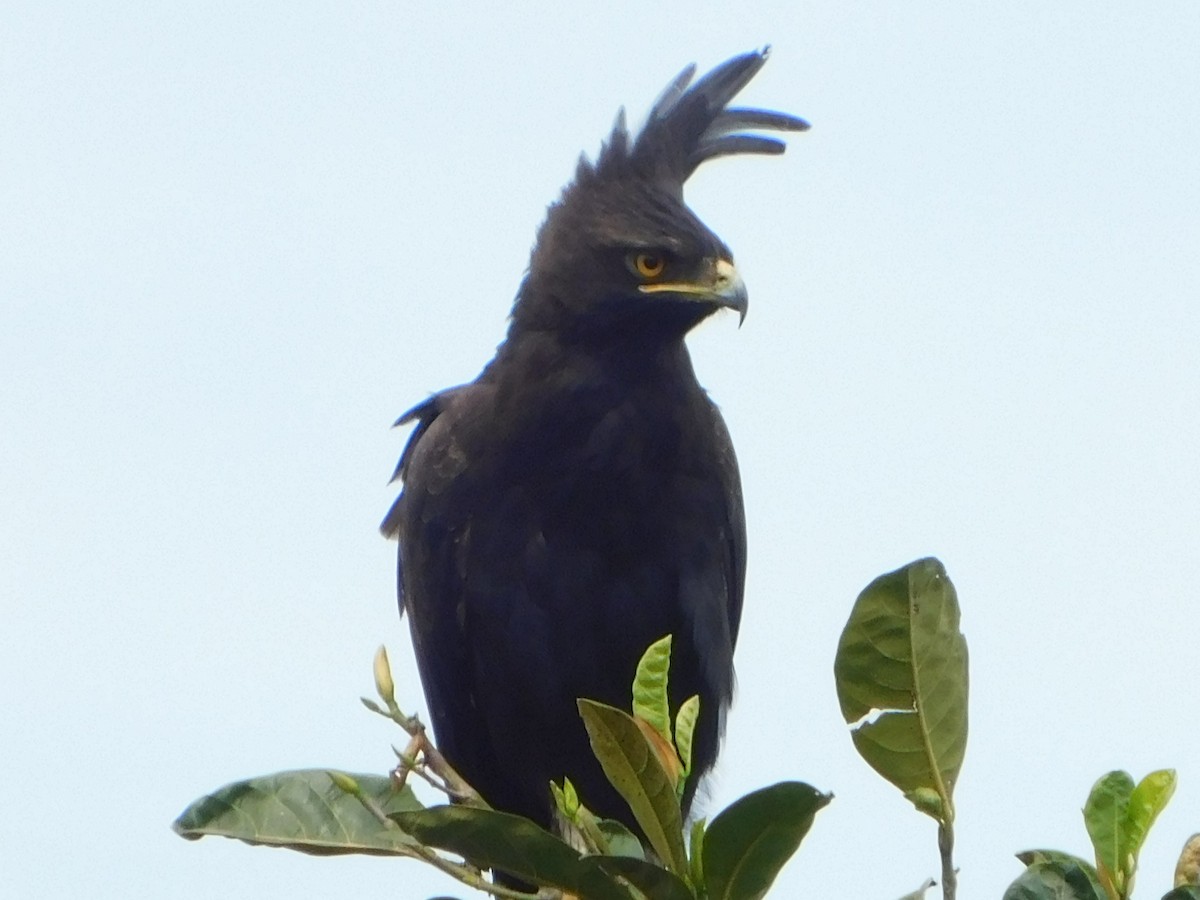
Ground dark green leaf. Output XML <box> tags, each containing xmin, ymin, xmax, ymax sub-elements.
<box><xmin>587</xmin><ymin>856</ymin><xmax>695</xmax><ymax>900</ymax></box>
<box><xmin>392</xmin><ymin>805</ymin><xmax>630</xmax><ymax>900</ymax></box>
<box><xmin>632</xmin><ymin>634</ymin><xmax>673</xmax><ymax>745</ymax></box>
<box><xmin>172</xmin><ymin>769</ymin><xmax>421</xmax><ymax>855</ymax></box>
<box><xmin>1016</xmin><ymin>850</ymin><xmax>1103</xmax><ymax>886</ymax></box>
<box><xmin>1002</xmin><ymin>860</ymin><xmax>1106</xmax><ymax>900</ymax></box>
<box><xmin>702</xmin><ymin>781</ymin><xmax>829</xmax><ymax>900</ymax></box>
<box><xmin>578</xmin><ymin>698</ymin><xmax>688</xmax><ymax>876</ymax></box>
<box><xmin>834</xmin><ymin>558</ymin><xmax>968</xmax><ymax>822</ymax></box>
<box><xmin>1163</xmin><ymin>888</ymin><xmax>1200</xmax><ymax>900</ymax></box>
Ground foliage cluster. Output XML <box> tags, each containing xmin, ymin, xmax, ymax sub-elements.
<box><xmin>175</xmin><ymin>559</ymin><xmax>1197</xmax><ymax>899</ymax></box>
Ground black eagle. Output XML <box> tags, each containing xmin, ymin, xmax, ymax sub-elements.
<box><xmin>383</xmin><ymin>49</ymin><xmax>806</xmax><ymax>838</ymax></box>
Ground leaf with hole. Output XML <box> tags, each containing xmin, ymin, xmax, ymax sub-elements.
<box><xmin>834</xmin><ymin>558</ymin><xmax>968</xmax><ymax>822</ymax></box>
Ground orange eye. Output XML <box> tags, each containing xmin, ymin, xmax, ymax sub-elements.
<box><xmin>633</xmin><ymin>253</ymin><xmax>666</xmax><ymax>279</ymax></box>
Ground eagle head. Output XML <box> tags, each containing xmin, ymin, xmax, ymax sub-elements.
<box><xmin>514</xmin><ymin>48</ymin><xmax>809</xmax><ymax>341</ymax></box>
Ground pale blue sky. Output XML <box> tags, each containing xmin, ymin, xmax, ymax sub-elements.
<box><xmin>3</xmin><ymin>3</ymin><xmax>1198</xmax><ymax>898</ymax></box>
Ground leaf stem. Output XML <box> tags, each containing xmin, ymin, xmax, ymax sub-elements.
<box><xmin>938</xmin><ymin>820</ymin><xmax>956</xmax><ymax>900</ymax></box>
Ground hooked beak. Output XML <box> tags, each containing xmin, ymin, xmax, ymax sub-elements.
<box><xmin>637</xmin><ymin>258</ymin><xmax>749</xmax><ymax>325</ymax></box>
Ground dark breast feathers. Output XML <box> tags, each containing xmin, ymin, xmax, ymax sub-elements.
<box><xmin>384</xmin><ymin>338</ymin><xmax>744</xmax><ymax>826</ymax></box>
<box><xmin>382</xmin><ymin>48</ymin><xmax>805</xmax><ymax>836</ymax></box>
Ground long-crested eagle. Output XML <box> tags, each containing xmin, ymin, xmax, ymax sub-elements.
<box><xmin>382</xmin><ymin>49</ymin><xmax>806</xmax><ymax>840</ymax></box>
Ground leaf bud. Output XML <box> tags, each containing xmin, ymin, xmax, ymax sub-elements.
<box><xmin>328</xmin><ymin>771</ymin><xmax>360</xmax><ymax>794</ymax></box>
<box><xmin>373</xmin><ymin>645</ymin><xmax>395</xmax><ymax>706</ymax></box>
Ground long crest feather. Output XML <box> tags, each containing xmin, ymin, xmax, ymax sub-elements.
<box><xmin>590</xmin><ymin>48</ymin><xmax>809</xmax><ymax>191</ymax></box>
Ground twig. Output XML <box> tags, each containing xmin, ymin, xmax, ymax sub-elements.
<box><xmin>388</xmin><ymin>709</ymin><xmax>486</xmax><ymax>806</ymax></box>
<box><xmin>938</xmin><ymin>820</ymin><xmax>956</xmax><ymax>900</ymax></box>
<box><xmin>365</xmin><ymin>647</ymin><xmax>549</xmax><ymax>897</ymax></box>
<box><xmin>390</xmin><ymin>733</ymin><xmax>424</xmax><ymax>792</ymax></box>
<box><xmin>369</xmin><ymin>645</ymin><xmax>485</xmax><ymax>805</ymax></box>
<box><xmin>362</xmin><ymin>698</ymin><xmax>486</xmax><ymax>806</ymax></box>
<box><xmin>392</xmin><ymin>744</ymin><xmax>452</xmax><ymax>794</ymax></box>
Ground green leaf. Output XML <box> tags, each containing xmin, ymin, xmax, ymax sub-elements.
<box><xmin>587</xmin><ymin>856</ymin><xmax>695</xmax><ymax>900</ymax></box>
<box><xmin>702</xmin><ymin>781</ymin><xmax>829</xmax><ymax>900</ymax></box>
<box><xmin>1163</xmin><ymin>888</ymin><xmax>1200</xmax><ymax>900</ymax></box>
<box><xmin>578</xmin><ymin>698</ymin><xmax>688</xmax><ymax>876</ymax></box>
<box><xmin>1003</xmin><ymin>860</ymin><xmax>1107</xmax><ymax>900</ymax></box>
<box><xmin>173</xmin><ymin>769</ymin><xmax>422</xmax><ymax>855</ymax></box>
<box><xmin>595</xmin><ymin>818</ymin><xmax>646</xmax><ymax>860</ymax></box>
<box><xmin>689</xmin><ymin>818</ymin><xmax>707</xmax><ymax>889</ymax></box>
<box><xmin>1126</xmin><ymin>769</ymin><xmax>1176</xmax><ymax>861</ymax></box>
<box><xmin>1082</xmin><ymin>768</ymin><xmax>1177</xmax><ymax>900</ymax></box>
<box><xmin>632</xmin><ymin>634</ymin><xmax>673</xmax><ymax>745</ymax></box>
<box><xmin>674</xmin><ymin>695</ymin><xmax>700</xmax><ymax>778</ymax></box>
<box><xmin>392</xmin><ymin>805</ymin><xmax>630</xmax><ymax>900</ymax></box>
<box><xmin>553</xmin><ymin>777</ymin><xmax>580</xmax><ymax>821</ymax></box>
<box><xmin>833</xmin><ymin>557</ymin><xmax>968</xmax><ymax>823</ymax></box>
<box><xmin>1012</xmin><ymin>854</ymin><xmax>1104</xmax><ymax>897</ymax></box>
<box><xmin>1084</xmin><ymin>770</ymin><xmax>1135</xmax><ymax>898</ymax></box>
<box><xmin>1017</xmin><ymin>850</ymin><xmax>1104</xmax><ymax>886</ymax></box>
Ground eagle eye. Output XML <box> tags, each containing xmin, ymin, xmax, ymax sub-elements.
<box><xmin>630</xmin><ymin>253</ymin><xmax>666</xmax><ymax>279</ymax></box>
